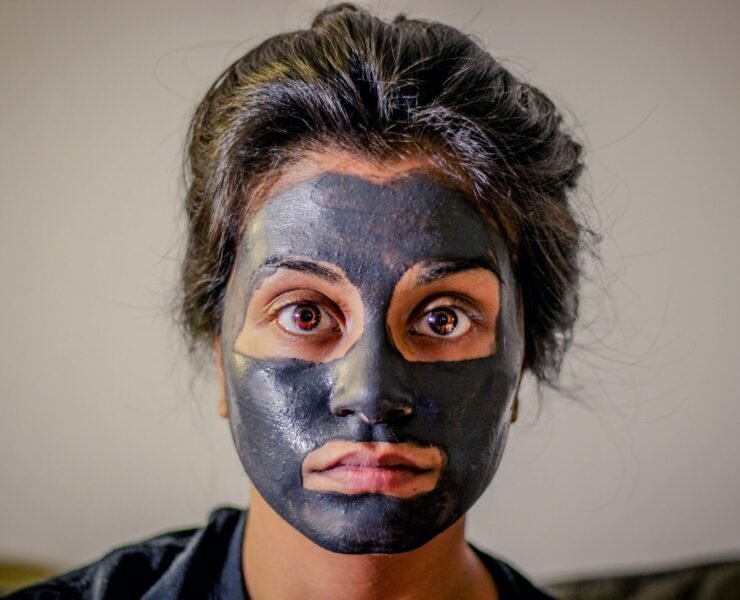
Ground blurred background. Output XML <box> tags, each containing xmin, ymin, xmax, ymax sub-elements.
<box><xmin>1</xmin><ymin>0</ymin><xmax>739</xmax><ymax>586</ymax></box>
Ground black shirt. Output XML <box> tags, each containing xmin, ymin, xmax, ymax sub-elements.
<box><xmin>8</xmin><ymin>508</ymin><xmax>554</xmax><ymax>599</ymax></box>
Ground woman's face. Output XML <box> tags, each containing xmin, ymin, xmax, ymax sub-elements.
<box><xmin>218</xmin><ymin>154</ymin><xmax>524</xmax><ymax>553</ymax></box>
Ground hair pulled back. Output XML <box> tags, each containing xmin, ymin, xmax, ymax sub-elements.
<box><xmin>182</xmin><ymin>3</ymin><xmax>586</xmax><ymax>385</ymax></box>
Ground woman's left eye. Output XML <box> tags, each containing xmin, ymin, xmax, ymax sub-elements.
<box><xmin>411</xmin><ymin>306</ymin><xmax>472</xmax><ymax>339</ymax></box>
<box><xmin>276</xmin><ymin>303</ymin><xmax>339</xmax><ymax>336</ymax></box>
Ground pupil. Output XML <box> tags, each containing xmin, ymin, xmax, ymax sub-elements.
<box><xmin>428</xmin><ymin>309</ymin><xmax>457</xmax><ymax>335</ymax></box>
<box><xmin>294</xmin><ymin>305</ymin><xmax>320</xmax><ymax>330</ymax></box>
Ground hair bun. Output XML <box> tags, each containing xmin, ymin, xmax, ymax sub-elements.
<box><xmin>311</xmin><ymin>3</ymin><xmax>359</xmax><ymax>29</ymax></box>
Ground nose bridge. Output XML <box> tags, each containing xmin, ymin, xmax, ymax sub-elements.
<box><xmin>329</xmin><ymin>322</ymin><xmax>414</xmax><ymax>424</ymax></box>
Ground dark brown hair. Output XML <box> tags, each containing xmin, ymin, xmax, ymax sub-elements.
<box><xmin>181</xmin><ymin>3</ymin><xmax>587</xmax><ymax>385</ymax></box>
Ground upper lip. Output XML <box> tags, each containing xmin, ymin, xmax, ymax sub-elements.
<box><xmin>303</xmin><ymin>440</ymin><xmax>444</xmax><ymax>474</ymax></box>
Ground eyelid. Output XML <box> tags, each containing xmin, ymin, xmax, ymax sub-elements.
<box><xmin>276</xmin><ymin>303</ymin><xmax>340</xmax><ymax>336</ymax></box>
<box><xmin>264</xmin><ymin>290</ymin><xmax>345</xmax><ymax>328</ymax></box>
<box><xmin>416</xmin><ymin>263</ymin><xmax>502</xmax><ymax>287</ymax></box>
<box><xmin>411</xmin><ymin>307</ymin><xmax>472</xmax><ymax>339</ymax></box>
<box><xmin>407</xmin><ymin>293</ymin><xmax>485</xmax><ymax>326</ymax></box>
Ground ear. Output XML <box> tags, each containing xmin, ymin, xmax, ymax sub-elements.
<box><xmin>510</xmin><ymin>371</ymin><xmax>523</xmax><ymax>424</ymax></box>
<box><xmin>511</xmin><ymin>298</ymin><xmax>526</xmax><ymax>425</ymax></box>
<box><xmin>214</xmin><ymin>337</ymin><xmax>229</xmax><ymax>419</ymax></box>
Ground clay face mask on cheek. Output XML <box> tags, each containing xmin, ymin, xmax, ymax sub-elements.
<box><xmin>221</xmin><ymin>172</ymin><xmax>524</xmax><ymax>553</ymax></box>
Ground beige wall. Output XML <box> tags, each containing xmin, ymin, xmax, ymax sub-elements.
<box><xmin>1</xmin><ymin>0</ymin><xmax>739</xmax><ymax>583</ymax></box>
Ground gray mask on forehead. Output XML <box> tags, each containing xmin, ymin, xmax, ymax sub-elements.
<box><xmin>221</xmin><ymin>172</ymin><xmax>524</xmax><ymax>554</ymax></box>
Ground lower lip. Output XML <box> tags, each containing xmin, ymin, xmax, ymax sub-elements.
<box><xmin>304</xmin><ymin>465</ymin><xmax>439</xmax><ymax>498</ymax></box>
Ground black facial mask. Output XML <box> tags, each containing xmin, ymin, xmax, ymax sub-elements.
<box><xmin>221</xmin><ymin>173</ymin><xmax>523</xmax><ymax>554</ymax></box>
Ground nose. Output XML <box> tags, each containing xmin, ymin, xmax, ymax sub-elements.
<box><xmin>329</xmin><ymin>329</ymin><xmax>414</xmax><ymax>425</ymax></box>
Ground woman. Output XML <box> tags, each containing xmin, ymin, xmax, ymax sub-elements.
<box><xmin>11</xmin><ymin>4</ymin><xmax>585</xmax><ymax>598</ymax></box>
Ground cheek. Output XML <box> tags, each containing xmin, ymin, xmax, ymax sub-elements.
<box><xmin>444</xmin><ymin>379</ymin><xmax>511</xmax><ymax>468</ymax></box>
<box><xmin>225</xmin><ymin>354</ymin><xmax>332</xmax><ymax>460</ymax></box>
<box><xmin>226</xmin><ymin>353</ymin><xmax>518</xmax><ymax>451</ymax></box>
<box><xmin>398</xmin><ymin>356</ymin><xmax>517</xmax><ymax>474</ymax></box>
<box><xmin>398</xmin><ymin>358</ymin><xmax>516</xmax><ymax>505</ymax></box>
<box><xmin>224</xmin><ymin>346</ymin><xmax>519</xmax><ymax>499</ymax></box>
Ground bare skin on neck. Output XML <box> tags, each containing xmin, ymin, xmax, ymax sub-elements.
<box><xmin>243</xmin><ymin>489</ymin><xmax>498</xmax><ymax>600</ymax></box>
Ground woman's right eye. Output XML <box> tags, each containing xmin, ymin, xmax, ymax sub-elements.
<box><xmin>275</xmin><ymin>303</ymin><xmax>340</xmax><ymax>336</ymax></box>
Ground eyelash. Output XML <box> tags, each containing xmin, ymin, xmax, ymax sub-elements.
<box><xmin>267</xmin><ymin>294</ymin><xmax>343</xmax><ymax>337</ymax></box>
<box><xmin>408</xmin><ymin>296</ymin><xmax>484</xmax><ymax>340</ymax></box>
<box><xmin>266</xmin><ymin>292</ymin><xmax>484</xmax><ymax>340</ymax></box>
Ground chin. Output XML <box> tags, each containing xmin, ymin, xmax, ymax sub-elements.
<box><xmin>281</xmin><ymin>487</ymin><xmax>464</xmax><ymax>554</ymax></box>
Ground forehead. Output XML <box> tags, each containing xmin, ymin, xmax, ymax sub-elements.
<box><xmin>242</xmin><ymin>172</ymin><xmax>499</xmax><ymax>282</ymax></box>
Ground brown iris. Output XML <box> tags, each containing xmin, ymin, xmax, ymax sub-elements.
<box><xmin>427</xmin><ymin>308</ymin><xmax>457</xmax><ymax>336</ymax></box>
<box><xmin>293</xmin><ymin>304</ymin><xmax>321</xmax><ymax>331</ymax></box>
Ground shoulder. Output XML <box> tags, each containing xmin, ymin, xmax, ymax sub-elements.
<box><xmin>6</xmin><ymin>507</ymin><xmax>245</xmax><ymax>599</ymax></box>
<box><xmin>470</xmin><ymin>545</ymin><xmax>557</xmax><ymax>600</ymax></box>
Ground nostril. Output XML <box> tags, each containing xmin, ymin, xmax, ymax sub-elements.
<box><xmin>356</xmin><ymin>404</ymin><xmax>413</xmax><ymax>424</ymax></box>
<box><xmin>383</xmin><ymin>406</ymin><xmax>414</xmax><ymax>423</ymax></box>
<box><xmin>330</xmin><ymin>395</ymin><xmax>414</xmax><ymax>423</ymax></box>
<box><xmin>390</xmin><ymin>405</ymin><xmax>413</xmax><ymax>419</ymax></box>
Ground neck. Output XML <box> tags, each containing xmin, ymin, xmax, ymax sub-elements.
<box><xmin>242</xmin><ymin>489</ymin><xmax>497</xmax><ymax>600</ymax></box>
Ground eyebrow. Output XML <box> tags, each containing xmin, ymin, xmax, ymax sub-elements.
<box><xmin>262</xmin><ymin>256</ymin><xmax>342</xmax><ymax>283</ymax></box>
<box><xmin>416</xmin><ymin>258</ymin><xmax>502</xmax><ymax>285</ymax></box>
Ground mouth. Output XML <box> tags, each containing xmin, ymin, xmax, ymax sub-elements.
<box><xmin>301</xmin><ymin>440</ymin><xmax>444</xmax><ymax>498</ymax></box>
